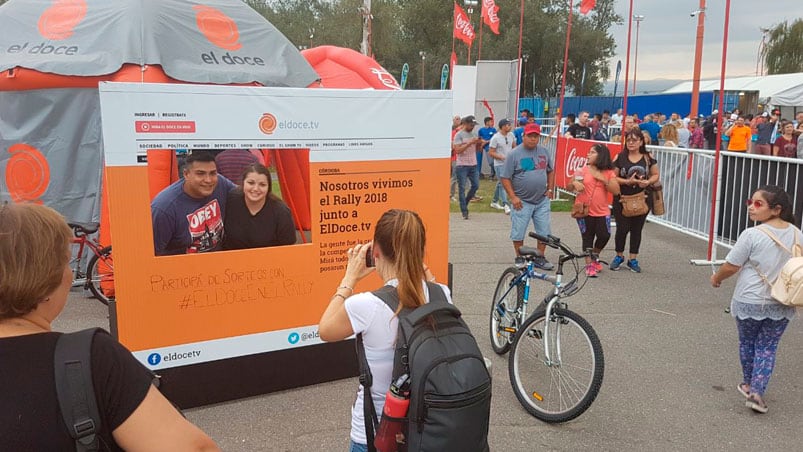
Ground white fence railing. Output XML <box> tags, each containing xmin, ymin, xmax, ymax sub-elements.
<box><xmin>541</xmin><ymin>134</ymin><xmax>803</xmax><ymax>263</ymax></box>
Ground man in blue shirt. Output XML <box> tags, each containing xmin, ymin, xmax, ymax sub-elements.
<box><xmin>513</xmin><ymin>117</ymin><xmax>528</xmax><ymax>145</ymax></box>
<box><xmin>151</xmin><ymin>151</ymin><xmax>236</xmax><ymax>255</ymax></box>
<box><xmin>638</xmin><ymin>114</ymin><xmax>662</xmax><ymax>143</ymax></box>
<box><xmin>477</xmin><ymin>116</ymin><xmax>497</xmax><ymax>178</ymax></box>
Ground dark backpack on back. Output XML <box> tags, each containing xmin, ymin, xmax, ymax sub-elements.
<box><xmin>357</xmin><ymin>282</ymin><xmax>491</xmax><ymax>452</ymax></box>
<box><xmin>54</xmin><ymin>328</ymin><xmax>162</xmax><ymax>452</ymax></box>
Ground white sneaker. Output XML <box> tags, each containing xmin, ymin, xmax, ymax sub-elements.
<box><xmin>504</xmin><ymin>205</ymin><xmax>511</xmax><ymax>215</ymax></box>
<box><xmin>490</xmin><ymin>202</ymin><xmax>504</xmax><ymax>210</ymax></box>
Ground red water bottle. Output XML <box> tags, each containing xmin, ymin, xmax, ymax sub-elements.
<box><xmin>374</xmin><ymin>374</ymin><xmax>410</xmax><ymax>452</ymax></box>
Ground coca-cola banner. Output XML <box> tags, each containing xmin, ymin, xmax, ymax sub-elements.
<box><xmin>554</xmin><ymin>137</ymin><xmax>621</xmax><ymax>189</ymax></box>
<box><xmin>453</xmin><ymin>3</ymin><xmax>476</xmax><ymax>46</ymax></box>
<box><xmin>481</xmin><ymin>0</ymin><xmax>500</xmax><ymax>35</ymax></box>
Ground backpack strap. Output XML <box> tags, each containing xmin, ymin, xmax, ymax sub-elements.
<box><xmin>757</xmin><ymin>226</ymin><xmax>793</xmax><ymax>254</ymax></box>
<box><xmin>54</xmin><ymin>328</ymin><xmax>104</xmax><ymax>452</ymax></box>
<box><xmin>355</xmin><ymin>333</ymin><xmax>378</xmax><ymax>452</ymax></box>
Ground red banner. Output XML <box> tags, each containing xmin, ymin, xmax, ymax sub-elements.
<box><xmin>481</xmin><ymin>0</ymin><xmax>500</xmax><ymax>35</ymax></box>
<box><xmin>453</xmin><ymin>3</ymin><xmax>476</xmax><ymax>46</ymax></box>
<box><xmin>579</xmin><ymin>0</ymin><xmax>596</xmax><ymax>15</ymax></box>
<box><xmin>554</xmin><ymin>137</ymin><xmax>621</xmax><ymax>190</ymax></box>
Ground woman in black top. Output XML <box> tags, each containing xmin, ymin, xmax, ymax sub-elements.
<box><xmin>610</xmin><ymin>128</ymin><xmax>660</xmax><ymax>273</ymax></box>
<box><xmin>0</xmin><ymin>203</ymin><xmax>218</xmax><ymax>451</ymax></box>
<box><xmin>223</xmin><ymin>163</ymin><xmax>297</xmax><ymax>250</ymax></box>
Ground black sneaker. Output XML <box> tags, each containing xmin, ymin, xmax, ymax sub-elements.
<box><xmin>462</xmin><ymin>212</ymin><xmax>469</xmax><ymax>220</ymax></box>
<box><xmin>533</xmin><ymin>255</ymin><xmax>554</xmax><ymax>271</ymax></box>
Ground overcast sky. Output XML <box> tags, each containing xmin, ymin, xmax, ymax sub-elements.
<box><xmin>606</xmin><ymin>0</ymin><xmax>801</xmax><ymax>82</ymax></box>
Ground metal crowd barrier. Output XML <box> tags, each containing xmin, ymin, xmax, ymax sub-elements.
<box><xmin>542</xmin><ymin>134</ymin><xmax>803</xmax><ymax>263</ymax></box>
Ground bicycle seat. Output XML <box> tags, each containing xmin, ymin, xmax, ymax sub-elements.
<box><xmin>67</xmin><ymin>222</ymin><xmax>99</xmax><ymax>234</ymax></box>
<box><xmin>518</xmin><ymin>246</ymin><xmax>544</xmax><ymax>258</ymax></box>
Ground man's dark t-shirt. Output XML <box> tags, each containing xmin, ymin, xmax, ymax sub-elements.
<box><xmin>151</xmin><ymin>176</ymin><xmax>236</xmax><ymax>255</ymax></box>
<box><xmin>0</xmin><ymin>332</ymin><xmax>154</xmax><ymax>451</ymax></box>
<box><xmin>223</xmin><ymin>191</ymin><xmax>297</xmax><ymax>250</ymax></box>
<box><xmin>566</xmin><ymin>124</ymin><xmax>592</xmax><ymax>139</ymax></box>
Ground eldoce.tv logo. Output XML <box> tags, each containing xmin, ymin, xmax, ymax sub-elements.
<box><xmin>147</xmin><ymin>350</ymin><xmax>202</xmax><ymax>366</ymax></box>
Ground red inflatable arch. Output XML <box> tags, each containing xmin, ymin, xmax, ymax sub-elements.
<box><xmin>302</xmin><ymin>45</ymin><xmax>401</xmax><ymax>90</ymax></box>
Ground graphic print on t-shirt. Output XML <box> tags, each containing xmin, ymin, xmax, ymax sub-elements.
<box><xmin>185</xmin><ymin>199</ymin><xmax>224</xmax><ymax>253</ymax></box>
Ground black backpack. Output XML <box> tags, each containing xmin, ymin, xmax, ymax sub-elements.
<box><xmin>357</xmin><ymin>283</ymin><xmax>491</xmax><ymax>452</ymax></box>
<box><xmin>54</xmin><ymin>328</ymin><xmax>161</xmax><ymax>452</ymax></box>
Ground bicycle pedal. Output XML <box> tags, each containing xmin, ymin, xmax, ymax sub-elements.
<box><xmin>527</xmin><ymin>329</ymin><xmax>543</xmax><ymax>339</ymax></box>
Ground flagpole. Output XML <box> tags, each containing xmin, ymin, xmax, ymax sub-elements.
<box><xmin>707</xmin><ymin>0</ymin><xmax>731</xmax><ymax>262</ymax></box>
<box><xmin>557</xmin><ymin>0</ymin><xmax>573</xmax><ymax>121</ymax></box>
<box><xmin>515</xmin><ymin>0</ymin><xmax>524</xmax><ymax>114</ymax></box>
<box><xmin>622</xmin><ymin>0</ymin><xmax>634</xmax><ymax>119</ymax></box>
<box><xmin>478</xmin><ymin>16</ymin><xmax>484</xmax><ymax>61</ymax></box>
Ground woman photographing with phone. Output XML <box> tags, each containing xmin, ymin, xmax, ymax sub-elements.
<box><xmin>318</xmin><ymin>209</ymin><xmax>445</xmax><ymax>451</ymax></box>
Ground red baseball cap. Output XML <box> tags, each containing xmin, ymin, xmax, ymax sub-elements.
<box><xmin>524</xmin><ymin>123</ymin><xmax>541</xmax><ymax>135</ymax></box>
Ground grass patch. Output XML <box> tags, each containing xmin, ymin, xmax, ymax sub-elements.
<box><xmin>449</xmin><ymin>177</ymin><xmax>575</xmax><ymax>213</ymax></box>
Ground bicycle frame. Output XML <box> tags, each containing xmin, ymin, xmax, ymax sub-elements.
<box><xmin>70</xmin><ymin>232</ymin><xmax>105</xmax><ymax>287</ymax></box>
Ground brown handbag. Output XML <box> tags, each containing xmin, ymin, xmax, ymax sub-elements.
<box><xmin>649</xmin><ymin>182</ymin><xmax>665</xmax><ymax>216</ymax></box>
<box><xmin>645</xmin><ymin>155</ymin><xmax>665</xmax><ymax>216</ymax></box>
<box><xmin>570</xmin><ymin>168</ymin><xmax>598</xmax><ymax>219</ymax></box>
<box><xmin>571</xmin><ymin>201</ymin><xmax>589</xmax><ymax>219</ymax></box>
<box><xmin>620</xmin><ymin>192</ymin><xmax>649</xmax><ymax>217</ymax></box>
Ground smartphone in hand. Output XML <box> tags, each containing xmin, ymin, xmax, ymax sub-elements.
<box><xmin>365</xmin><ymin>246</ymin><xmax>375</xmax><ymax>268</ymax></box>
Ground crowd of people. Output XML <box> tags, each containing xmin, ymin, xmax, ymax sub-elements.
<box><xmin>452</xmin><ymin>109</ymin><xmax>663</xmax><ymax>275</ymax></box>
<box><xmin>558</xmin><ymin>107</ymin><xmax>803</xmax><ymax>158</ymax></box>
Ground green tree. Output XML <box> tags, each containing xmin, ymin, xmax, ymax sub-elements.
<box><xmin>252</xmin><ymin>0</ymin><xmax>620</xmax><ymax>94</ymax></box>
<box><xmin>762</xmin><ymin>19</ymin><xmax>803</xmax><ymax>75</ymax></box>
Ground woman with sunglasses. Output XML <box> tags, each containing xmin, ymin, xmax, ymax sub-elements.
<box><xmin>610</xmin><ymin>129</ymin><xmax>659</xmax><ymax>273</ymax></box>
<box><xmin>710</xmin><ymin>186</ymin><xmax>802</xmax><ymax>414</ymax></box>
<box><xmin>570</xmin><ymin>144</ymin><xmax>620</xmax><ymax>277</ymax></box>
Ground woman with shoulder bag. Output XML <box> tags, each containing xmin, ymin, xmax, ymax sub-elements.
<box><xmin>710</xmin><ymin>186</ymin><xmax>802</xmax><ymax>414</ymax></box>
<box><xmin>610</xmin><ymin>129</ymin><xmax>660</xmax><ymax>273</ymax></box>
<box><xmin>318</xmin><ymin>209</ymin><xmax>449</xmax><ymax>452</ymax></box>
<box><xmin>0</xmin><ymin>203</ymin><xmax>219</xmax><ymax>451</ymax></box>
<box><xmin>570</xmin><ymin>144</ymin><xmax>620</xmax><ymax>277</ymax></box>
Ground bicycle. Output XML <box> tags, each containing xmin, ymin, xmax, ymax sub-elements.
<box><xmin>490</xmin><ymin>231</ymin><xmax>604</xmax><ymax>423</ymax></box>
<box><xmin>69</xmin><ymin>222</ymin><xmax>114</xmax><ymax>305</ymax></box>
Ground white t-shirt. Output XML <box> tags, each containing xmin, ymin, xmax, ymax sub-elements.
<box><xmin>344</xmin><ymin>279</ymin><xmax>452</xmax><ymax>445</ymax></box>
<box><xmin>488</xmin><ymin>132</ymin><xmax>515</xmax><ymax>167</ymax></box>
<box><xmin>726</xmin><ymin>224</ymin><xmax>803</xmax><ymax>306</ymax></box>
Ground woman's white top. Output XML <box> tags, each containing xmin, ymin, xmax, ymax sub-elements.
<box><xmin>343</xmin><ymin>279</ymin><xmax>451</xmax><ymax>445</ymax></box>
<box><xmin>726</xmin><ymin>223</ymin><xmax>802</xmax><ymax>320</ymax></box>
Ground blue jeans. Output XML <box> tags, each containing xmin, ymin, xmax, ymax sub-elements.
<box><xmin>456</xmin><ymin>165</ymin><xmax>479</xmax><ymax>215</ymax></box>
<box><xmin>510</xmin><ymin>197</ymin><xmax>552</xmax><ymax>241</ymax></box>
<box><xmin>492</xmin><ymin>166</ymin><xmax>508</xmax><ymax>205</ymax></box>
<box><xmin>349</xmin><ymin>440</ymin><xmax>368</xmax><ymax>452</ymax></box>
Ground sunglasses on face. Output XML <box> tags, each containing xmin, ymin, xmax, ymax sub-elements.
<box><xmin>625</xmin><ymin>137</ymin><xmax>641</xmax><ymax>143</ymax></box>
<box><xmin>745</xmin><ymin>199</ymin><xmax>765</xmax><ymax>208</ymax></box>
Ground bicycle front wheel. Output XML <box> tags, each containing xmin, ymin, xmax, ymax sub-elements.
<box><xmin>508</xmin><ymin>307</ymin><xmax>604</xmax><ymax>423</ymax></box>
<box><xmin>489</xmin><ymin>266</ymin><xmax>525</xmax><ymax>355</ymax></box>
<box><xmin>86</xmin><ymin>246</ymin><xmax>114</xmax><ymax>306</ymax></box>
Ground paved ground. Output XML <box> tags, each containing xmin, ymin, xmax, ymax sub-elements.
<box><xmin>56</xmin><ymin>212</ymin><xmax>802</xmax><ymax>451</ymax></box>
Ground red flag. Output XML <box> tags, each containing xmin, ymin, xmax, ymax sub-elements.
<box><xmin>481</xmin><ymin>0</ymin><xmax>500</xmax><ymax>35</ymax></box>
<box><xmin>579</xmin><ymin>0</ymin><xmax>596</xmax><ymax>15</ymax></box>
<box><xmin>453</xmin><ymin>3</ymin><xmax>476</xmax><ymax>46</ymax></box>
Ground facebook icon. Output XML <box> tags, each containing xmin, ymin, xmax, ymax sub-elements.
<box><xmin>147</xmin><ymin>353</ymin><xmax>162</xmax><ymax>365</ymax></box>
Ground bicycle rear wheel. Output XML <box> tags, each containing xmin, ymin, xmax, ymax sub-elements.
<box><xmin>86</xmin><ymin>246</ymin><xmax>114</xmax><ymax>306</ymax></box>
<box><xmin>489</xmin><ymin>266</ymin><xmax>525</xmax><ymax>355</ymax></box>
<box><xmin>508</xmin><ymin>307</ymin><xmax>604</xmax><ymax>423</ymax></box>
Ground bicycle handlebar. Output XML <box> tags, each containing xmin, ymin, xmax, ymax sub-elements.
<box><xmin>528</xmin><ymin>232</ymin><xmax>587</xmax><ymax>259</ymax></box>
